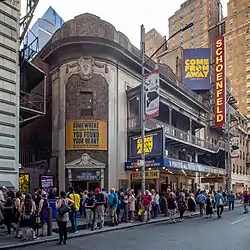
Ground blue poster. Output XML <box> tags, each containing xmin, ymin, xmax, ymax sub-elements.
<box><xmin>182</xmin><ymin>48</ymin><xmax>211</xmax><ymax>90</ymax></box>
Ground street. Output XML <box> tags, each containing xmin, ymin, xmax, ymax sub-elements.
<box><xmin>14</xmin><ymin>205</ymin><xmax>250</xmax><ymax>250</ymax></box>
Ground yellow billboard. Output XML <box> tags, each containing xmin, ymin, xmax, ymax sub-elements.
<box><xmin>131</xmin><ymin>170</ymin><xmax>160</xmax><ymax>180</ymax></box>
<box><xmin>66</xmin><ymin>120</ymin><xmax>107</xmax><ymax>150</ymax></box>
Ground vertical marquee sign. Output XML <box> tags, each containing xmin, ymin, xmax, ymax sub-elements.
<box><xmin>214</xmin><ymin>36</ymin><xmax>226</xmax><ymax>127</ymax></box>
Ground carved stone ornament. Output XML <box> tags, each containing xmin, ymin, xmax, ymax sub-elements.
<box><xmin>78</xmin><ymin>56</ymin><xmax>95</xmax><ymax>80</ymax></box>
<box><xmin>79</xmin><ymin>153</ymin><xmax>91</xmax><ymax>165</ymax></box>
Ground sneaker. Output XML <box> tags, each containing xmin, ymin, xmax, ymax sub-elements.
<box><xmin>63</xmin><ymin>241</ymin><xmax>67</xmax><ymax>245</ymax></box>
<box><xmin>56</xmin><ymin>241</ymin><xmax>63</xmax><ymax>245</ymax></box>
<box><xmin>74</xmin><ymin>231</ymin><xmax>78</xmax><ymax>234</ymax></box>
<box><xmin>173</xmin><ymin>220</ymin><xmax>176</xmax><ymax>223</ymax></box>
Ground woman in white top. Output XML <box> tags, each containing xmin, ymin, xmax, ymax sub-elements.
<box><xmin>151</xmin><ymin>189</ymin><xmax>160</xmax><ymax>218</ymax></box>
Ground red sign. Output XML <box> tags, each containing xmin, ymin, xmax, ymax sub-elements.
<box><xmin>214</xmin><ymin>36</ymin><xmax>226</xmax><ymax>127</ymax></box>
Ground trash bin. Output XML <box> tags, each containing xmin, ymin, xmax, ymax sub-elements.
<box><xmin>48</xmin><ymin>199</ymin><xmax>57</xmax><ymax>220</ymax></box>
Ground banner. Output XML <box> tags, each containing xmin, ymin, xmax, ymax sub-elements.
<box><xmin>214</xmin><ymin>36</ymin><xmax>226</xmax><ymax>127</ymax></box>
<box><xmin>128</xmin><ymin>128</ymin><xmax>164</xmax><ymax>160</ymax></box>
<box><xmin>39</xmin><ymin>175</ymin><xmax>55</xmax><ymax>193</ymax></box>
<box><xmin>66</xmin><ymin>120</ymin><xmax>107</xmax><ymax>150</ymax></box>
<box><xmin>19</xmin><ymin>173</ymin><xmax>30</xmax><ymax>193</ymax></box>
<box><xmin>230</xmin><ymin>136</ymin><xmax>240</xmax><ymax>158</ymax></box>
<box><xmin>182</xmin><ymin>48</ymin><xmax>211</xmax><ymax>90</ymax></box>
<box><xmin>131</xmin><ymin>170</ymin><xmax>160</xmax><ymax>180</ymax></box>
<box><xmin>144</xmin><ymin>70</ymin><xmax>160</xmax><ymax>120</ymax></box>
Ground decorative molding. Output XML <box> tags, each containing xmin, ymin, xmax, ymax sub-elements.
<box><xmin>51</xmin><ymin>68</ymin><xmax>59</xmax><ymax>82</ymax></box>
<box><xmin>63</xmin><ymin>56</ymin><xmax>110</xmax><ymax>83</ymax></box>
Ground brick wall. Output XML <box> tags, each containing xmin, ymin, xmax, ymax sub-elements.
<box><xmin>65</xmin><ymin>74</ymin><xmax>109</xmax><ymax>165</ymax></box>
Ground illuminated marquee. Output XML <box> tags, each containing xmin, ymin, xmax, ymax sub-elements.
<box><xmin>137</xmin><ymin>136</ymin><xmax>153</xmax><ymax>155</ymax></box>
<box><xmin>214</xmin><ymin>36</ymin><xmax>226</xmax><ymax>127</ymax></box>
<box><xmin>184</xmin><ymin>58</ymin><xmax>210</xmax><ymax>79</ymax></box>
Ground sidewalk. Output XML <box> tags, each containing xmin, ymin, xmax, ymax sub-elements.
<box><xmin>0</xmin><ymin>202</ymin><xmax>242</xmax><ymax>249</ymax></box>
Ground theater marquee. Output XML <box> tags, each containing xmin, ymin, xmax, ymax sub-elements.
<box><xmin>214</xmin><ymin>36</ymin><xmax>226</xmax><ymax>127</ymax></box>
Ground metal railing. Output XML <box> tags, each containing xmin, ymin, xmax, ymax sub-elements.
<box><xmin>128</xmin><ymin>116</ymin><xmax>228</xmax><ymax>152</ymax></box>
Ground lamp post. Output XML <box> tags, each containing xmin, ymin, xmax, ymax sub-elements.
<box><xmin>140</xmin><ymin>23</ymin><xmax>194</xmax><ymax>195</ymax></box>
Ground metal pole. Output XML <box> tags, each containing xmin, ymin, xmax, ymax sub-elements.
<box><xmin>140</xmin><ymin>25</ymin><xmax>146</xmax><ymax>195</ymax></box>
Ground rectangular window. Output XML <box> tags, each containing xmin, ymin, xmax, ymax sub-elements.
<box><xmin>80</xmin><ymin>91</ymin><xmax>93</xmax><ymax>117</ymax></box>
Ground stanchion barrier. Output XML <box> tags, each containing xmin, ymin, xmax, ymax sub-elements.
<box><xmin>47</xmin><ymin>206</ymin><xmax>53</xmax><ymax>236</ymax></box>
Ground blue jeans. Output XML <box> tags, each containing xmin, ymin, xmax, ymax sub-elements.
<box><xmin>70</xmin><ymin>210</ymin><xmax>78</xmax><ymax>233</ymax></box>
<box><xmin>153</xmin><ymin>205</ymin><xmax>159</xmax><ymax>218</ymax></box>
<box><xmin>229</xmin><ymin>201</ymin><xmax>234</xmax><ymax>211</ymax></box>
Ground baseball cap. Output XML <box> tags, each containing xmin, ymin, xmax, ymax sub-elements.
<box><xmin>95</xmin><ymin>188</ymin><xmax>100</xmax><ymax>193</ymax></box>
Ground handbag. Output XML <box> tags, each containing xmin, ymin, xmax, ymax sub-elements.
<box><xmin>58</xmin><ymin>199</ymin><xmax>71</xmax><ymax>216</ymax></box>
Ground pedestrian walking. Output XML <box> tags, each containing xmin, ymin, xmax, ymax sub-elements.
<box><xmin>242</xmin><ymin>190</ymin><xmax>249</xmax><ymax>213</ymax></box>
<box><xmin>196</xmin><ymin>191</ymin><xmax>206</xmax><ymax>216</ymax></box>
<box><xmin>167</xmin><ymin>193</ymin><xmax>177</xmax><ymax>223</ymax></box>
<box><xmin>56</xmin><ymin>191</ymin><xmax>75</xmax><ymax>245</ymax></box>
<box><xmin>205</xmin><ymin>194</ymin><xmax>213</xmax><ymax>218</ymax></box>
<box><xmin>214</xmin><ymin>190</ymin><xmax>224</xmax><ymax>218</ymax></box>
<box><xmin>177</xmin><ymin>192</ymin><xmax>186</xmax><ymax>222</ymax></box>
<box><xmin>228</xmin><ymin>191</ymin><xmax>235</xmax><ymax>211</ymax></box>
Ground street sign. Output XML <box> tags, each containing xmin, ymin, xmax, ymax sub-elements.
<box><xmin>144</xmin><ymin>70</ymin><xmax>160</xmax><ymax>120</ymax></box>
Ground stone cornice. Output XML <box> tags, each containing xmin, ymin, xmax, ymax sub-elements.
<box><xmin>37</xmin><ymin>13</ymin><xmax>208</xmax><ymax>111</ymax></box>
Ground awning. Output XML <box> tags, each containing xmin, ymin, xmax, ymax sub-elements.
<box><xmin>0</xmin><ymin>181</ymin><xmax>15</xmax><ymax>189</ymax></box>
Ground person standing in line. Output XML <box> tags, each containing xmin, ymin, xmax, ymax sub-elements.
<box><xmin>108</xmin><ymin>188</ymin><xmax>118</xmax><ymax>226</ymax></box>
<box><xmin>128</xmin><ymin>189</ymin><xmax>135</xmax><ymax>222</ymax></box>
<box><xmin>214</xmin><ymin>190</ymin><xmax>225</xmax><ymax>219</ymax></box>
<box><xmin>167</xmin><ymin>193</ymin><xmax>177</xmax><ymax>223</ymax></box>
<box><xmin>228</xmin><ymin>191</ymin><xmax>235</xmax><ymax>211</ymax></box>
<box><xmin>94</xmin><ymin>188</ymin><xmax>105</xmax><ymax>229</ymax></box>
<box><xmin>68</xmin><ymin>187</ymin><xmax>80</xmax><ymax>234</ymax></box>
<box><xmin>151</xmin><ymin>190</ymin><xmax>160</xmax><ymax>219</ymax></box>
<box><xmin>187</xmin><ymin>193</ymin><xmax>196</xmax><ymax>217</ymax></box>
<box><xmin>84</xmin><ymin>192</ymin><xmax>95</xmax><ymax>230</ymax></box>
<box><xmin>56</xmin><ymin>191</ymin><xmax>74</xmax><ymax>245</ymax></box>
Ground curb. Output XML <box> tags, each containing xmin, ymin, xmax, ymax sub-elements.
<box><xmin>0</xmin><ymin>204</ymin><xmax>243</xmax><ymax>249</ymax></box>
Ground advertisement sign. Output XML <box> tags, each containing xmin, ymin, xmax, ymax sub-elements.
<box><xmin>125</xmin><ymin>158</ymin><xmax>164</xmax><ymax>171</ymax></box>
<box><xmin>131</xmin><ymin>170</ymin><xmax>160</xmax><ymax>180</ymax></box>
<box><xmin>201</xmin><ymin>177</ymin><xmax>224</xmax><ymax>183</ymax></box>
<box><xmin>182</xmin><ymin>48</ymin><xmax>211</xmax><ymax>90</ymax></box>
<box><xmin>230</xmin><ymin>136</ymin><xmax>240</xmax><ymax>158</ymax></box>
<box><xmin>66</xmin><ymin>120</ymin><xmax>107</xmax><ymax>150</ymax></box>
<box><xmin>39</xmin><ymin>175</ymin><xmax>55</xmax><ymax>193</ymax></box>
<box><xmin>19</xmin><ymin>173</ymin><xmax>30</xmax><ymax>193</ymax></box>
<box><xmin>214</xmin><ymin>36</ymin><xmax>226</xmax><ymax>127</ymax></box>
<box><xmin>71</xmin><ymin>171</ymin><xmax>101</xmax><ymax>181</ymax></box>
<box><xmin>128</xmin><ymin>128</ymin><xmax>164</xmax><ymax>160</ymax></box>
<box><xmin>144</xmin><ymin>70</ymin><xmax>160</xmax><ymax>120</ymax></box>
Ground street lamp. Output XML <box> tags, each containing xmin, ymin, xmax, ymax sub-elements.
<box><xmin>140</xmin><ymin>23</ymin><xmax>194</xmax><ymax>195</ymax></box>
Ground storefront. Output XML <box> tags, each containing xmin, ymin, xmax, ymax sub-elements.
<box><xmin>66</xmin><ymin>153</ymin><xmax>105</xmax><ymax>191</ymax></box>
<box><xmin>125</xmin><ymin>157</ymin><xmax>225</xmax><ymax>192</ymax></box>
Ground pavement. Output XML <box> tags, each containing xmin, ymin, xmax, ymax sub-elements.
<box><xmin>0</xmin><ymin>202</ymin><xmax>243</xmax><ymax>249</ymax></box>
<box><xmin>8</xmin><ymin>205</ymin><xmax>250</xmax><ymax>250</ymax></box>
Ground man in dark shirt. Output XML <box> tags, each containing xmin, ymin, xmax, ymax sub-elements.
<box><xmin>93</xmin><ymin>188</ymin><xmax>105</xmax><ymax>229</ymax></box>
<box><xmin>84</xmin><ymin>193</ymin><xmax>95</xmax><ymax>230</ymax></box>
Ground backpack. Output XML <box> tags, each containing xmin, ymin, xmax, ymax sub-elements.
<box><xmin>57</xmin><ymin>199</ymin><xmax>71</xmax><ymax>216</ymax></box>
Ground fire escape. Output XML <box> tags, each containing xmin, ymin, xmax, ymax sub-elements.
<box><xmin>19</xmin><ymin>0</ymin><xmax>50</xmax><ymax>169</ymax></box>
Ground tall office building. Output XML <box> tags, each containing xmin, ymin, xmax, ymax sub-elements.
<box><xmin>225</xmin><ymin>0</ymin><xmax>250</xmax><ymax>116</ymax></box>
<box><xmin>0</xmin><ymin>0</ymin><xmax>21</xmax><ymax>188</ymax></box>
<box><xmin>25</xmin><ymin>6</ymin><xmax>64</xmax><ymax>58</ymax></box>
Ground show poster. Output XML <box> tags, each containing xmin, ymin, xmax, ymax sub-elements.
<box><xmin>66</xmin><ymin>120</ymin><xmax>107</xmax><ymax>150</ymax></box>
<box><xmin>39</xmin><ymin>175</ymin><xmax>55</xmax><ymax>193</ymax></box>
<box><xmin>19</xmin><ymin>173</ymin><xmax>30</xmax><ymax>193</ymax></box>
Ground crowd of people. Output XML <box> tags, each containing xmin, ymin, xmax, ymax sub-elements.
<box><xmin>0</xmin><ymin>185</ymin><xmax>245</xmax><ymax>245</ymax></box>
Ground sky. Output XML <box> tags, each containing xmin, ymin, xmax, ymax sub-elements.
<box><xmin>21</xmin><ymin>0</ymin><xmax>229</xmax><ymax>48</ymax></box>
